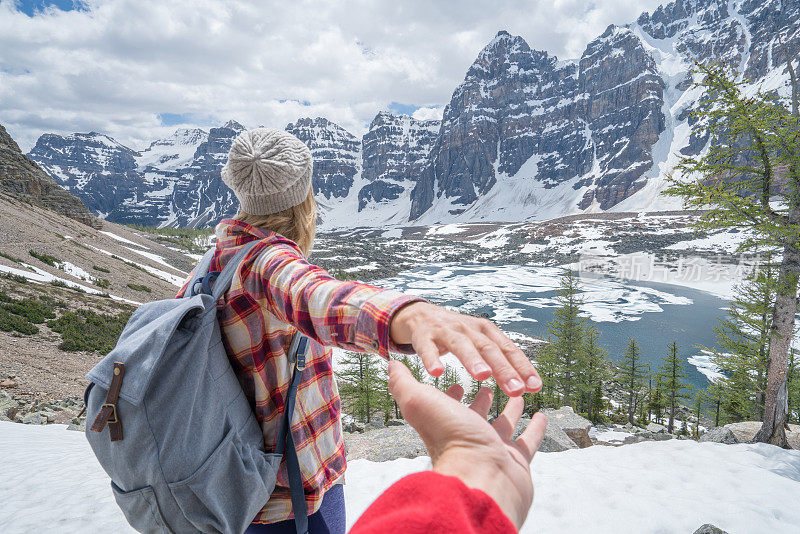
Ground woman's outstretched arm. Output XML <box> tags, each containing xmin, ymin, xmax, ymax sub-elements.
<box><xmin>253</xmin><ymin>239</ymin><xmax>542</xmax><ymax>396</ymax></box>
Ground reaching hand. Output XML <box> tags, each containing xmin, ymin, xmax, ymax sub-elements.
<box><xmin>389</xmin><ymin>301</ymin><xmax>542</xmax><ymax>395</ymax></box>
<box><xmin>387</xmin><ymin>360</ymin><xmax>547</xmax><ymax>529</ymax></box>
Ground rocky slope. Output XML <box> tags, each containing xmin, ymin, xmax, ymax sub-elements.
<box><xmin>24</xmin><ymin>0</ymin><xmax>799</xmax><ymax>229</ymax></box>
<box><xmin>0</xmin><ymin>123</ymin><xmax>98</xmax><ymax>229</ymax></box>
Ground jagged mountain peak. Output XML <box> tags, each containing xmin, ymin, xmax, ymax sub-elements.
<box><xmin>0</xmin><ymin>124</ymin><xmax>21</xmax><ymax>153</ymax></box>
<box><xmin>287</xmin><ymin>117</ymin><xmax>358</xmax><ymax>140</ymax></box>
<box><xmin>221</xmin><ymin>119</ymin><xmax>245</xmax><ymax>132</ymax></box>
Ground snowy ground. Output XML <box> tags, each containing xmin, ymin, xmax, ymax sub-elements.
<box><xmin>2</xmin><ymin>422</ymin><xmax>798</xmax><ymax>534</ymax></box>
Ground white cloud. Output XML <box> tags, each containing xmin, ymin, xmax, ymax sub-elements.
<box><xmin>0</xmin><ymin>0</ymin><xmax>666</xmax><ymax>151</ymax></box>
<box><xmin>412</xmin><ymin>106</ymin><xmax>445</xmax><ymax>122</ymax></box>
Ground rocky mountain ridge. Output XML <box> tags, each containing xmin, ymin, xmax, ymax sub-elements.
<box><xmin>23</xmin><ymin>0</ymin><xmax>799</xmax><ymax>229</ymax></box>
<box><xmin>0</xmin><ymin>123</ymin><xmax>99</xmax><ymax>229</ymax></box>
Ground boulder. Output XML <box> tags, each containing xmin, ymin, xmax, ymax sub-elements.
<box><xmin>1</xmin><ymin>379</ymin><xmax>17</xmax><ymax>388</ymax></box>
<box><xmin>541</xmin><ymin>406</ymin><xmax>592</xmax><ymax>448</ymax></box>
<box><xmin>538</xmin><ymin>423</ymin><xmax>579</xmax><ymax>452</ymax></box>
<box><xmin>724</xmin><ymin>421</ymin><xmax>800</xmax><ymax>449</ymax></box>
<box><xmin>385</xmin><ymin>419</ymin><xmax>405</xmax><ymax>427</ymax></box>
<box><xmin>22</xmin><ymin>413</ymin><xmax>46</xmax><ymax>425</ymax></box>
<box><xmin>342</xmin><ymin>421</ymin><xmax>365</xmax><ymax>434</ymax></box>
<box><xmin>699</xmin><ymin>427</ymin><xmax>738</xmax><ymax>445</ymax></box>
<box><xmin>344</xmin><ymin>425</ymin><xmax>427</xmax><ymax>462</ymax></box>
<box><xmin>693</xmin><ymin>524</ymin><xmax>728</xmax><ymax>534</ymax></box>
<box><xmin>646</xmin><ymin>422</ymin><xmax>667</xmax><ymax>433</ymax></box>
<box><xmin>623</xmin><ymin>431</ymin><xmax>675</xmax><ymax>445</ymax></box>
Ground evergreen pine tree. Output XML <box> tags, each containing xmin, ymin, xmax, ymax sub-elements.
<box><xmin>545</xmin><ymin>269</ymin><xmax>587</xmax><ymax>406</ymax></box>
<box><xmin>619</xmin><ymin>338</ymin><xmax>646</xmax><ymax>425</ymax></box>
<box><xmin>576</xmin><ymin>323</ymin><xmax>609</xmax><ymax>422</ymax></box>
<box><xmin>336</xmin><ymin>351</ymin><xmax>383</xmax><ymax>423</ymax></box>
<box><xmin>710</xmin><ymin>263</ymin><xmax>775</xmax><ymax>423</ymax></box>
<box><xmin>434</xmin><ymin>363</ymin><xmax>460</xmax><ymax>393</ymax></box>
<box><xmin>665</xmin><ymin>58</ymin><xmax>800</xmax><ymax>446</ymax></box>
<box><xmin>659</xmin><ymin>342</ymin><xmax>691</xmax><ymax>433</ymax></box>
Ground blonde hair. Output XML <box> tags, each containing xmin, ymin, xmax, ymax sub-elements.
<box><xmin>235</xmin><ymin>188</ymin><xmax>317</xmax><ymax>256</ymax></box>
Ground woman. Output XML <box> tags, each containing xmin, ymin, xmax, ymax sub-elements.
<box><xmin>178</xmin><ymin>128</ymin><xmax>542</xmax><ymax>533</ymax></box>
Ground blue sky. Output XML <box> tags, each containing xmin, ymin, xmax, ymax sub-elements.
<box><xmin>1</xmin><ymin>0</ymin><xmax>665</xmax><ymax>150</ymax></box>
<box><xmin>13</xmin><ymin>0</ymin><xmax>85</xmax><ymax>17</ymax></box>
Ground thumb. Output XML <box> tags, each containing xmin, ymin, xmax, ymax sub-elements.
<box><xmin>387</xmin><ymin>359</ymin><xmax>417</xmax><ymax>404</ymax></box>
<box><xmin>388</xmin><ymin>360</ymin><xmax>434</xmax><ymax>415</ymax></box>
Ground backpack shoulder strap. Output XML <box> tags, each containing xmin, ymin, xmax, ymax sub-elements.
<box><xmin>211</xmin><ymin>239</ymin><xmax>262</xmax><ymax>300</ymax></box>
<box><xmin>182</xmin><ymin>246</ymin><xmax>217</xmax><ymax>299</ymax></box>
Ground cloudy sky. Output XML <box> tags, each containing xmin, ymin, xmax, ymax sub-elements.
<box><xmin>0</xmin><ymin>0</ymin><xmax>665</xmax><ymax>151</ymax></box>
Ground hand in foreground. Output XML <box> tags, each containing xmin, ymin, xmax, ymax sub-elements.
<box><xmin>390</xmin><ymin>301</ymin><xmax>542</xmax><ymax>396</ymax></box>
<box><xmin>388</xmin><ymin>360</ymin><xmax>547</xmax><ymax>529</ymax></box>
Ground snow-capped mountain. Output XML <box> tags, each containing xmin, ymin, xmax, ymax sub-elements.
<box><xmin>26</xmin><ymin>0</ymin><xmax>799</xmax><ymax>229</ymax></box>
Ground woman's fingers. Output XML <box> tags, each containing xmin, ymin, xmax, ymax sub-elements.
<box><xmin>469</xmin><ymin>387</ymin><xmax>493</xmax><ymax>418</ymax></box>
<box><xmin>480</xmin><ymin>322</ymin><xmax>542</xmax><ymax>392</ymax></box>
<box><xmin>492</xmin><ymin>396</ymin><xmax>524</xmax><ymax>441</ymax></box>
<box><xmin>466</xmin><ymin>330</ymin><xmax>526</xmax><ymax>396</ymax></box>
<box><xmin>442</xmin><ymin>333</ymin><xmax>492</xmax><ymax>381</ymax></box>
<box><xmin>513</xmin><ymin>412</ymin><xmax>548</xmax><ymax>462</ymax></box>
<box><xmin>414</xmin><ymin>336</ymin><xmax>444</xmax><ymax>377</ymax></box>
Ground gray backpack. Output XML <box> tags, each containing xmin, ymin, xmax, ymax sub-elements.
<box><xmin>84</xmin><ymin>241</ymin><xmax>311</xmax><ymax>534</ymax></box>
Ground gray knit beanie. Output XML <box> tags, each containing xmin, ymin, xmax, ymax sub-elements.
<box><xmin>221</xmin><ymin>128</ymin><xmax>313</xmax><ymax>215</ymax></box>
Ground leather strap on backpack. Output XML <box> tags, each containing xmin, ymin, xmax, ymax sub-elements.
<box><xmin>90</xmin><ymin>362</ymin><xmax>125</xmax><ymax>442</ymax></box>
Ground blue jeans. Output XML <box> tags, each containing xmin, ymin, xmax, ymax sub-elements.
<box><xmin>244</xmin><ymin>484</ymin><xmax>346</xmax><ymax>534</ymax></box>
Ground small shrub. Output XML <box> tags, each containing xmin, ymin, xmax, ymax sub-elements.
<box><xmin>47</xmin><ymin>309</ymin><xmax>131</xmax><ymax>354</ymax></box>
<box><xmin>127</xmin><ymin>283</ymin><xmax>152</xmax><ymax>293</ymax></box>
<box><xmin>0</xmin><ymin>298</ymin><xmax>56</xmax><ymax>324</ymax></box>
<box><xmin>92</xmin><ymin>265</ymin><xmax>110</xmax><ymax>273</ymax></box>
<box><xmin>0</xmin><ymin>309</ymin><xmax>38</xmax><ymax>335</ymax></box>
<box><xmin>1</xmin><ymin>272</ymin><xmax>28</xmax><ymax>284</ymax></box>
<box><xmin>29</xmin><ymin>250</ymin><xmax>60</xmax><ymax>267</ymax></box>
<box><xmin>0</xmin><ymin>252</ymin><xmax>23</xmax><ymax>264</ymax></box>
<box><xmin>94</xmin><ymin>278</ymin><xmax>111</xmax><ymax>289</ymax></box>
<box><xmin>49</xmin><ymin>279</ymin><xmax>86</xmax><ymax>293</ymax></box>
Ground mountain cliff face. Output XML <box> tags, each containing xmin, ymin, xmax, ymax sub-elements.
<box><xmin>0</xmin><ymin>123</ymin><xmax>99</xmax><ymax>228</ymax></box>
<box><xmin>286</xmin><ymin>117</ymin><xmax>361</xmax><ymax>201</ymax></box>
<box><xmin>25</xmin><ymin>0</ymin><xmax>799</xmax><ymax>229</ymax></box>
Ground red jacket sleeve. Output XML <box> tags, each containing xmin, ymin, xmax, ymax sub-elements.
<box><xmin>349</xmin><ymin>471</ymin><xmax>517</xmax><ymax>534</ymax></box>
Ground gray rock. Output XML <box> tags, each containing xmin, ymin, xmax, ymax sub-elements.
<box><xmin>342</xmin><ymin>421</ymin><xmax>365</xmax><ymax>434</ymax></box>
<box><xmin>693</xmin><ymin>524</ymin><xmax>728</xmax><ymax>534</ymax></box>
<box><xmin>646</xmin><ymin>422</ymin><xmax>667</xmax><ymax>433</ymax></box>
<box><xmin>41</xmin><ymin>412</ymin><xmax>58</xmax><ymax>423</ymax></box>
<box><xmin>385</xmin><ymin>419</ymin><xmax>406</xmax><ymax>427</ymax></box>
<box><xmin>364</xmin><ymin>420</ymin><xmax>385</xmax><ymax>431</ymax></box>
<box><xmin>538</xmin><ymin>423</ymin><xmax>579</xmax><ymax>452</ymax></box>
<box><xmin>22</xmin><ymin>413</ymin><xmax>46</xmax><ymax>425</ymax></box>
<box><xmin>623</xmin><ymin>431</ymin><xmax>675</xmax><ymax>445</ymax></box>
<box><xmin>699</xmin><ymin>427</ymin><xmax>739</xmax><ymax>445</ymax></box>
<box><xmin>345</xmin><ymin>425</ymin><xmax>427</xmax><ymax>462</ymax></box>
<box><xmin>67</xmin><ymin>423</ymin><xmax>86</xmax><ymax>432</ymax></box>
<box><xmin>541</xmin><ymin>406</ymin><xmax>592</xmax><ymax>448</ymax></box>
<box><xmin>724</xmin><ymin>421</ymin><xmax>800</xmax><ymax>449</ymax></box>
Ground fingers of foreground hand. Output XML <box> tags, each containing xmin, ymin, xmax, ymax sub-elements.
<box><xmin>491</xmin><ymin>396</ymin><xmax>524</xmax><ymax>441</ymax></box>
<box><xmin>445</xmin><ymin>383</ymin><xmax>464</xmax><ymax>402</ymax></box>
<box><xmin>513</xmin><ymin>412</ymin><xmax>548</xmax><ymax>462</ymax></box>
<box><xmin>414</xmin><ymin>336</ymin><xmax>444</xmax><ymax>377</ymax></box>
<box><xmin>480</xmin><ymin>321</ymin><xmax>543</xmax><ymax>392</ymax></box>
<box><xmin>468</xmin><ymin>387</ymin><xmax>493</xmax><ymax>419</ymax></box>
<box><xmin>387</xmin><ymin>360</ymin><xmax>424</xmax><ymax>409</ymax></box>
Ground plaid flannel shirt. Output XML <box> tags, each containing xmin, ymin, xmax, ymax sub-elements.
<box><xmin>177</xmin><ymin>219</ymin><xmax>422</xmax><ymax>524</ymax></box>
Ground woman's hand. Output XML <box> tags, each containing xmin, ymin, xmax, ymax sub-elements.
<box><xmin>388</xmin><ymin>360</ymin><xmax>547</xmax><ymax>529</ymax></box>
<box><xmin>389</xmin><ymin>301</ymin><xmax>542</xmax><ymax>395</ymax></box>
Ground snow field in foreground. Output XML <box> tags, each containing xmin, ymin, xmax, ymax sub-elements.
<box><xmin>1</xmin><ymin>421</ymin><xmax>798</xmax><ymax>533</ymax></box>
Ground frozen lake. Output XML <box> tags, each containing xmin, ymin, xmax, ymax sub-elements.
<box><xmin>376</xmin><ymin>263</ymin><xmax>729</xmax><ymax>388</ymax></box>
